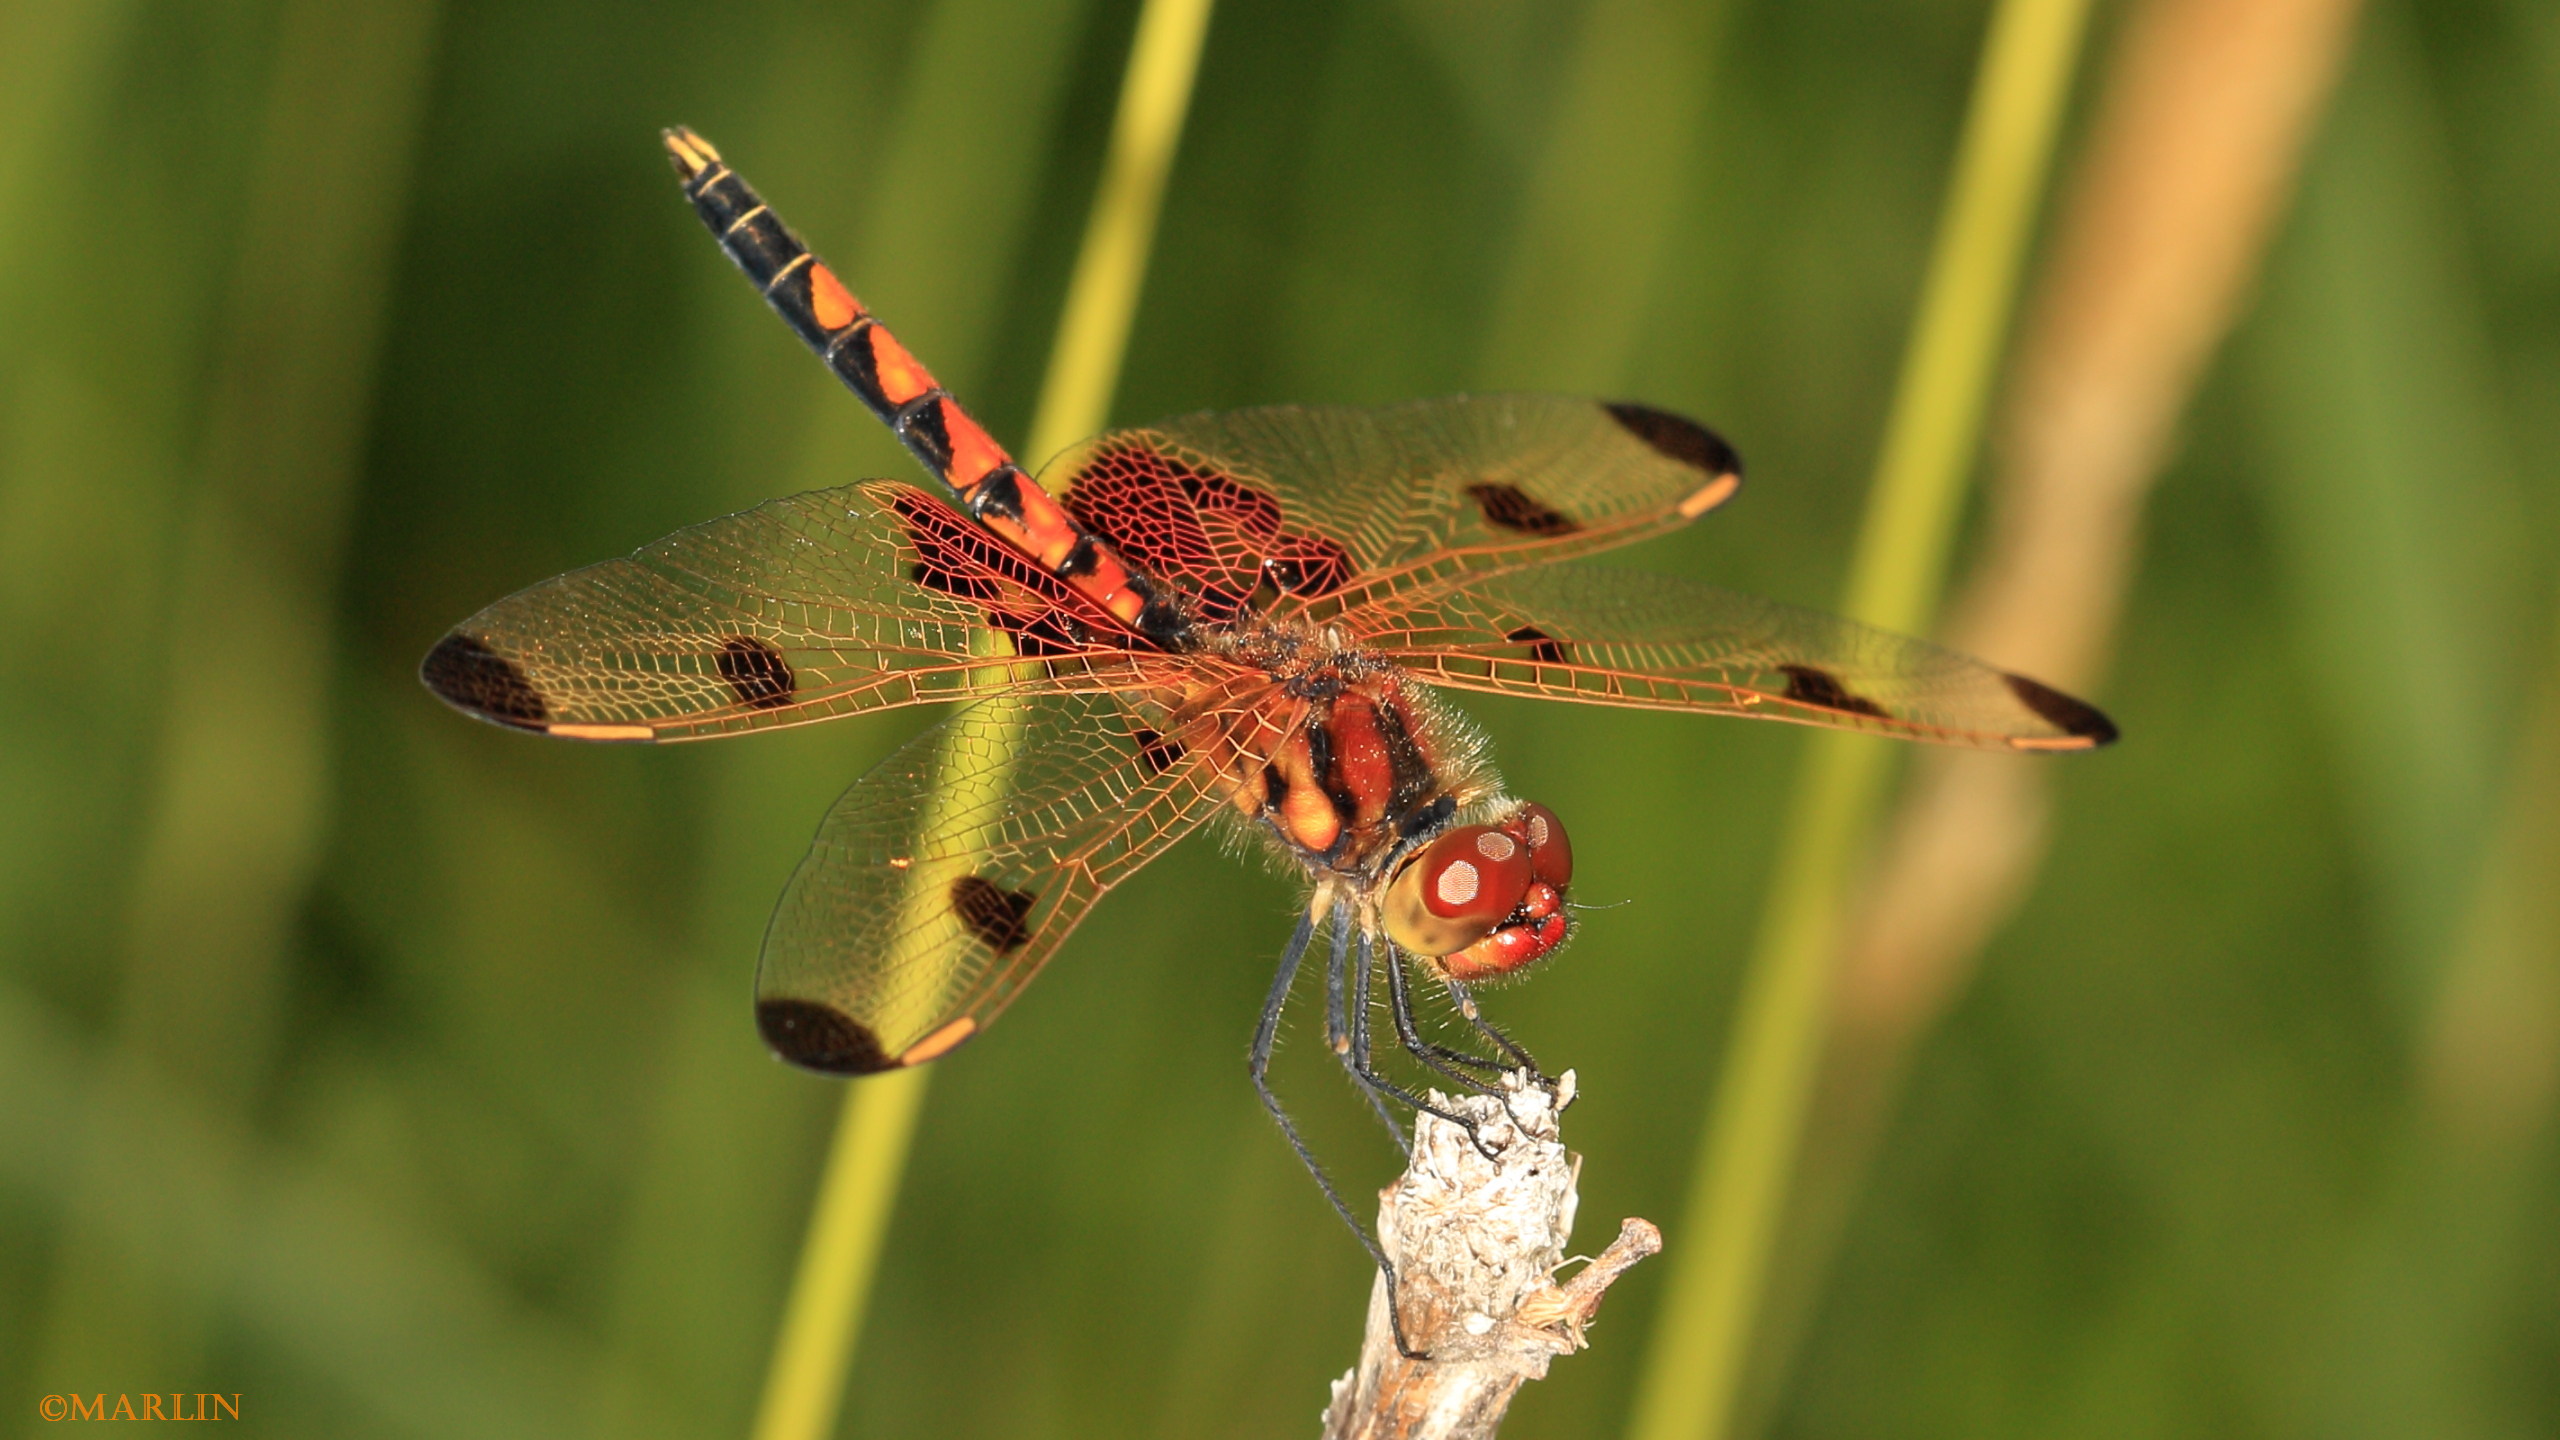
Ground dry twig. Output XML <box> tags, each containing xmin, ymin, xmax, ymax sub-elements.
<box><xmin>1321</xmin><ymin>1072</ymin><xmax>1660</xmax><ymax>1440</ymax></box>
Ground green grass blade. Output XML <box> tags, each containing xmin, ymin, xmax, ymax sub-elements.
<box><xmin>746</xmin><ymin>4</ymin><xmax>1219</xmax><ymax>1438</ymax></box>
<box><xmin>1623</xmin><ymin>4</ymin><xmax>2096</xmax><ymax>1438</ymax></box>
<box><xmin>1027</xmin><ymin>0</ymin><xmax>1220</xmax><ymax>465</ymax></box>
<box><xmin>751</xmin><ymin>1071</ymin><xmax>933</xmax><ymax>1440</ymax></box>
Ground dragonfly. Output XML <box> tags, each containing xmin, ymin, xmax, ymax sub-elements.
<box><xmin>423</xmin><ymin>127</ymin><xmax>2115</xmax><ymax>1312</ymax></box>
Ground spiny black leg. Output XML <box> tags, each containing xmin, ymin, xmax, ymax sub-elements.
<box><xmin>1250</xmin><ymin>911</ymin><xmax>1425</xmax><ymax>1360</ymax></box>
<box><xmin>1383</xmin><ymin>946</ymin><xmax>1507</xmax><ymax>1092</ymax></box>
<box><xmin>1325</xmin><ymin>904</ymin><xmax>1405</xmax><ymax>1146</ymax></box>
<box><xmin>1349</xmin><ymin>923</ymin><xmax>1405</xmax><ymax>1151</ymax></box>
<box><xmin>1339</xmin><ymin>936</ymin><xmax>1495</xmax><ymax>1141</ymax></box>
<box><xmin>1378</xmin><ymin>945</ymin><xmax>1517</xmax><ymax>1079</ymax></box>
<box><xmin>1442</xmin><ymin>978</ymin><xmax>1543</xmax><ymax>1079</ymax></box>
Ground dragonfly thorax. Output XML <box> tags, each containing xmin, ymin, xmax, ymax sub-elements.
<box><xmin>1200</xmin><ymin>617</ymin><xmax>1484</xmax><ymax>881</ymax></box>
<box><xmin>1191</xmin><ymin>615</ymin><xmax>1576</xmax><ymax>975</ymax></box>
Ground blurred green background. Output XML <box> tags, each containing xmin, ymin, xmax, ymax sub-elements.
<box><xmin>4</xmin><ymin>0</ymin><xmax>2556</xmax><ymax>1437</ymax></box>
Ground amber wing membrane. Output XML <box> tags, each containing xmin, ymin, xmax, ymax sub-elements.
<box><xmin>1034</xmin><ymin>396</ymin><xmax>1743</xmax><ymax>623</ymax></box>
<box><xmin>419</xmin><ymin>481</ymin><xmax>1147</xmax><ymax>741</ymax></box>
<box><xmin>1363</xmin><ymin>565</ymin><xmax>2117</xmax><ymax>751</ymax></box>
<box><xmin>755</xmin><ymin>691</ymin><xmax>1238</xmax><ymax>1073</ymax></box>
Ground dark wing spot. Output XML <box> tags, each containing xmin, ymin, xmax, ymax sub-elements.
<box><xmin>1058</xmin><ymin>443</ymin><xmax>1221</xmax><ymax>606</ymax></box>
<box><xmin>1178</xmin><ymin>464</ymin><xmax>1283</xmax><ymax>533</ymax></box>
<box><xmin>420</xmin><ymin>632</ymin><xmax>548</xmax><ymax>728</ymax></box>
<box><xmin>1604</xmin><ymin>402</ymin><xmax>1744</xmax><ymax>480</ymax></box>
<box><xmin>717</xmin><ymin>636</ymin><xmax>795</xmax><ymax>709</ymax></box>
<box><xmin>1505</xmin><ymin>625</ymin><xmax>1571</xmax><ymax>665</ymax></box>
<box><xmin>1466</xmin><ymin>483</ymin><xmax>1579</xmax><ymax>537</ymax></box>
<box><xmin>951</xmin><ymin>875</ymin><xmax>1035</xmax><ymax>954</ymax></box>
<box><xmin>2003</xmin><ymin>673</ymin><xmax>2119</xmax><ymax>746</ymax></box>
<box><xmin>1132</xmin><ymin>726</ymin><xmax>1185</xmax><ymax>775</ymax></box>
<box><xmin>1779</xmin><ymin>663</ymin><xmax>1891</xmax><ymax>719</ymax></box>
<box><xmin>898</xmin><ymin>492</ymin><xmax>1010</xmax><ymax>601</ymax></box>
<box><xmin>757</xmin><ymin>998</ymin><xmax>897</xmax><ymax>1074</ymax></box>
<box><xmin>1264</xmin><ymin>532</ymin><xmax>1352</xmax><ymax>598</ymax></box>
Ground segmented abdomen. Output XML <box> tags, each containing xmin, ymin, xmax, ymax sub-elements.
<box><xmin>661</xmin><ymin>127</ymin><xmax>1184</xmax><ymax>646</ymax></box>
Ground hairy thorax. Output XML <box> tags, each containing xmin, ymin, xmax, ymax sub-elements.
<box><xmin>1178</xmin><ymin>616</ymin><xmax>1497</xmax><ymax>880</ymax></box>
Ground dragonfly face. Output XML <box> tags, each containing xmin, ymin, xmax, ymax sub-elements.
<box><xmin>1381</xmin><ymin>804</ymin><xmax>1575</xmax><ymax>980</ymax></box>
<box><xmin>420</xmin><ymin>128</ymin><xmax>2116</xmax><ymax>1279</ymax></box>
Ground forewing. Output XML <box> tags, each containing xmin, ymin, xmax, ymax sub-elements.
<box><xmin>1366</xmin><ymin>565</ymin><xmax>2117</xmax><ymax>752</ymax></box>
<box><xmin>754</xmin><ymin>690</ymin><xmax>1231</xmax><ymax>1073</ymax></box>
<box><xmin>419</xmin><ymin>481</ymin><xmax>1144</xmax><ymax>741</ymax></box>
<box><xmin>1034</xmin><ymin>396</ymin><xmax>1742</xmax><ymax>621</ymax></box>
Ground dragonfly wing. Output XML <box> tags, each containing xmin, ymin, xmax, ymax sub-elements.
<box><xmin>419</xmin><ymin>481</ymin><xmax>1144</xmax><ymax>741</ymax></box>
<box><xmin>1365</xmin><ymin>565</ymin><xmax>2117</xmax><ymax>752</ymax></box>
<box><xmin>755</xmin><ymin>689</ymin><xmax>1230</xmax><ymax>1073</ymax></box>
<box><xmin>1031</xmin><ymin>396</ymin><xmax>1742</xmax><ymax>623</ymax></box>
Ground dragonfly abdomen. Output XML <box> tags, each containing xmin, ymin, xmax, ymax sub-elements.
<box><xmin>662</xmin><ymin>127</ymin><xmax>1186</xmax><ymax>647</ymax></box>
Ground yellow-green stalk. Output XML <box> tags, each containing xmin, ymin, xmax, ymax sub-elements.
<box><xmin>748</xmin><ymin>3</ymin><xmax>1219</xmax><ymax>1438</ymax></box>
<box><xmin>1622</xmin><ymin>3</ymin><xmax>2095</xmax><ymax>1439</ymax></box>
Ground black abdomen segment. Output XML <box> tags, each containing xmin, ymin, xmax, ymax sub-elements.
<box><xmin>666</xmin><ymin>134</ymin><xmax>847</xmax><ymax>362</ymax></box>
<box><xmin>661</xmin><ymin>128</ymin><xmax>1188</xmax><ymax>649</ymax></box>
<box><xmin>664</xmin><ymin>130</ymin><xmax>1005</xmax><ymax>493</ymax></box>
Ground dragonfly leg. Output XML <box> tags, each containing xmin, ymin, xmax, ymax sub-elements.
<box><xmin>1331</xmin><ymin>933</ymin><xmax>1502</xmax><ymax>1159</ymax></box>
<box><xmin>1251</xmin><ymin>911</ymin><xmax>1426</xmax><ymax>1360</ymax></box>
<box><xmin>1326</xmin><ymin>904</ymin><xmax>1406</xmax><ymax>1147</ymax></box>
<box><xmin>1383</xmin><ymin>947</ymin><xmax>1510</xmax><ymax>1088</ymax></box>
<box><xmin>1440</xmin><ymin>978</ymin><xmax>1544</xmax><ymax>1081</ymax></box>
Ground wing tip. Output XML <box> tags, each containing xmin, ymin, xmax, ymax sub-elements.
<box><xmin>1603</xmin><ymin>401</ymin><xmax>1745</xmax><ymax>499</ymax></box>
<box><xmin>757</xmin><ymin>1000</ymin><xmax>979</xmax><ymax>1073</ymax></box>
<box><xmin>2002</xmin><ymin>672</ymin><xmax>2118</xmax><ymax>749</ymax></box>
<box><xmin>420</xmin><ymin>631</ymin><xmax>550</xmax><ymax>730</ymax></box>
<box><xmin>758</xmin><ymin>998</ymin><xmax>900</xmax><ymax>1074</ymax></box>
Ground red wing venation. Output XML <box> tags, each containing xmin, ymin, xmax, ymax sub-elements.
<box><xmin>429</xmin><ymin>114</ymin><xmax>2119</xmax><ymax>1094</ymax></box>
<box><xmin>418</xmin><ymin>481</ymin><xmax>1150</xmax><ymax>741</ymax></box>
<box><xmin>1034</xmin><ymin>395</ymin><xmax>1744</xmax><ymax>623</ymax></box>
<box><xmin>1360</xmin><ymin>565</ymin><xmax>2117</xmax><ymax>752</ymax></box>
<box><xmin>753</xmin><ymin>689</ymin><xmax>1240</xmax><ymax>1072</ymax></box>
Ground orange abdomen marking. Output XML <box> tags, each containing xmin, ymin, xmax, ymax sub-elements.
<box><xmin>809</xmin><ymin>264</ymin><xmax>863</xmax><ymax>332</ymax></box>
<box><xmin>937</xmin><ymin>401</ymin><xmax>1009</xmax><ymax>493</ymax></box>
<box><xmin>668</xmin><ymin>128</ymin><xmax>1188</xmax><ymax>650</ymax></box>
<box><xmin>865</xmin><ymin>325</ymin><xmax>936</xmax><ymax>405</ymax></box>
<box><xmin>1000</xmin><ymin>474</ymin><xmax>1089</xmax><ymax>567</ymax></box>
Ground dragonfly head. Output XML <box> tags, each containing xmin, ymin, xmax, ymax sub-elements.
<box><xmin>1382</xmin><ymin>801</ymin><xmax>1574</xmax><ymax>979</ymax></box>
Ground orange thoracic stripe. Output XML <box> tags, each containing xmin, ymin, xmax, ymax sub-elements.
<box><xmin>662</xmin><ymin>127</ymin><xmax>1187</xmax><ymax>648</ymax></box>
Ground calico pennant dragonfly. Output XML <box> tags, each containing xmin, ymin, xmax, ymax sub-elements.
<box><xmin>423</xmin><ymin>127</ymin><xmax>2113</xmax><ymax>1273</ymax></box>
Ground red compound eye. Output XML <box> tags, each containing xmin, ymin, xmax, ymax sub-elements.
<box><xmin>1509</xmin><ymin>801</ymin><xmax>1573</xmax><ymax>888</ymax></box>
<box><xmin>1382</xmin><ymin>825</ymin><xmax>1534</xmax><ymax>957</ymax></box>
